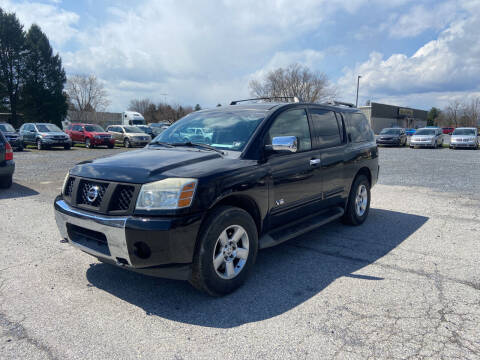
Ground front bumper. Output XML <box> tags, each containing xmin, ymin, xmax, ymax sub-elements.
<box><xmin>450</xmin><ymin>141</ymin><xmax>477</xmax><ymax>148</ymax></box>
<box><xmin>410</xmin><ymin>140</ymin><xmax>435</xmax><ymax>147</ymax></box>
<box><xmin>92</xmin><ymin>138</ymin><xmax>115</xmax><ymax>145</ymax></box>
<box><xmin>5</xmin><ymin>137</ymin><xmax>22</xmax><ymax>149</ymax></box>
<box><xmin>42</xmin><ymin>138</ymin><xmax>71</xmax><ymax>146</ymax></box>
<box><xmin>376</xmin><ymin>139</ymin><xmax>401</xmax><ymax>145</ymax></box>
<box><xmin>54</xmin><ymin>197</ymin><xmax>203</xmax><ymax>280</ymax></box>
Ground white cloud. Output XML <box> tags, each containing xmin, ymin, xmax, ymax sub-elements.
<box><xmin>337</xmin><ymin>1</ymin><xmax>480</xmax><ymax>109</ymax></box>
<box><xmin>0</xmin><ymin>0</ymin><xmax>79</xmax><ymax>46</ymax></box>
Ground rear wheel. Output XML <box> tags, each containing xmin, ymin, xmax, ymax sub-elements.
<box><xmin>342</xmin><ymin>175</ymin><xmax>371</xmax><ymax>226</ymax></box>
<box><xmin>0</xmin><ymin>175</ymin><xmax>13</xmax><ymax>189</ymax></box>
<box><xmin>190</xmin><ymin>206</ymin><xmax>258</xmax><ymax>296</ymax></box>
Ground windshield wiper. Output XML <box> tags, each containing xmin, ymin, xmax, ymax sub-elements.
<box><xmin>172</xmin><ymin>141</ymin><xmax>225</xmax><ymax>155</ymax></box>
<box><xmin>148</xmin><ymin>141</ymin><xmax>174</xmax><ymax>148</ymax></box>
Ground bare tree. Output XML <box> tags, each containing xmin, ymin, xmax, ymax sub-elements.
<box><xmin>128</xmin><ymin>98</ymin><xmax>153</xmax><ymax>115</ymax></box>
<box><xmin>66</xmin><ymin>74</ymin><xmax>110</xmax><ymax>120</ymax></box>
<box><xmin>461</xmin><ymin>97</ymin><xmax>480</xmax><ymax>127</ymax></box>
<box><xmin>444</xmin><ymin>99</ymin><xmax>461</xmax><ymax>128</ymax></box>
<box><xmin>249</xmin><ymin>63</ymin><xmax>336</xmax><ymax>103</ymax></box>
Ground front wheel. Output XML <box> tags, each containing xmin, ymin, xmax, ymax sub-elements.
<box><xmin>64</xmin><ymin>144</ymin><xmax>71</xmax><ymax>150</ymax></box>
<box><xmin>0</xmin><ymin>175</ymin><xmax>13</xmax><ymax>189</ymax></box>
<box><xmin>85</xmin><ymin>138</ymin><xmax>93</xmax><ymax>149</ymax></box>
<box><xmin>342</xmin><ymin>175</ymin><xmax>371</xmax><ymax>226</ymax></box>
<box><xmin>37</xmin><ymin>139</ymin><xmax>43</xmax><ymax>150</ymax></box>
<box><xmin>124</xmin><ymin>138</ymin><xmax>131</xmax><ymax>148</ymax></box>
<box><xmin>190</xmin><ymin>206</ymin><xmax>258</xmax><ymax>296</ymax></box>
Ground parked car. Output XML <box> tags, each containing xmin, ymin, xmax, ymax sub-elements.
<box><xmin>0</xmin><ymin>131</ymin><xmax>14</xmax><ymax>188</ymax></box>
<box><xmin>405</xmin><ymin>128</ymin><xmax>416</xmax><ymax>136</ymax></box>
<box><xmin>19</xmin><ymin>123</ymin><xmax>72</xmax><ymax>150</ymax></box>
<box><xmin>410</xmin><ymin>127</ymin><xmax>444</xmax><ymax>148</ymax></box>
<box><xmin>449</xmin><ymin>127</ymin><xmax>479</xmax><ymax>149</ymax></box>
<box><xmin>442</xmin><ymin>127</ymin><xmax>455</xmax><ymax>135</ymax></box>
<box><xmin>136</xmin><ymin>125</ymin><xmax>155</xmax><ymax>139</ymax></box>
<box><xmin>179</xmin><ymin>127</ymin><xmax>214</xmax><ymax>143</ymax></box>
<box><xmin>54</xmin><ymin>99</ymin><xmax>379</xmax><ymax>296</ymax></box>
<box><xmin>65</xmin><ymin>123</ymin><xmax>115</xmax><ymax>149</ymax></box>
<box><xmin>149</xmin><ymin>123</ymin><xmax>170</xmax><ymax>136</ymax></box>
<box><xmin>0</xmin><ymin>122</ymin><xmax>23</xmax><ymax>151</ymax></box>
<box><xmin>106</xmin><ymin>125</ymin><xmax>151</xmax><ymax>148</ymax></box>
<box><xmin>376</xmin><ymin>128</ymin><xmax>407</xmax><ymax>146</ymax></box>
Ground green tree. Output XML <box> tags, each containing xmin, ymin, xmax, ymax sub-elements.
<box><xmin>21</xmin><ymin>24</ymin><xmax>67</xmax><ymax>127</ymax></box>
<box><xmin>0</xmin><ymin>9</ymin><xmax>26</xmax><ymax>127</ymax></box>
<box><xmin>427</xmin><ymin>107</ymin><xmax>441</xmax><ymax>126</ymax></box>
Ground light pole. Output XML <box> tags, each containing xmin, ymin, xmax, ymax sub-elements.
<box><xmin>355</xmin><ymin>75</ymin><xmax>362</xmax><ymax>107</ymax></box>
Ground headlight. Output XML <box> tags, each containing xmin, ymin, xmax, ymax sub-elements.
<box><xmin>136</xmin><ymin>178</ymin><xmax>197</xmax><ymax>210</ymax></box>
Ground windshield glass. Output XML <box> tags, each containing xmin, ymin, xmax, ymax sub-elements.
<box><xmin>153</xmin><ymin>109</ymin><xmax>265</xmax><ymax>151</ymax></box>
<box><xmin>415</xmin><ymin>129</ymin><xmax>436</xmax><ymax>135</ymax></box>
<box><xmin>380</xmin><ymin>128</ymin><xmax>401</xmax><ymax>135</ymax></box>
<box><xmin>453</xmin><ymin>128</ymin><xmax>476</xmax><ymax>135</ymax></box>
<box><xmin>131</xmin><ymin>119</ymin><xmax>145</xmax><ymax>125</ymax></box>
<box><xmin>124</xmin><ymin>126</ymin><xmax>142</xmax><ymax>133</ymax></box>
<box><xmin>84</xmin><ymin>125</ymin><xmax>105</xmax><ymax>132</ymax></box>
<box><xmin>0</xmin><ymin>123</ymin><xmax>15</xmax><ymax>132</ymax></box>
<box><xmin>37</xmin><ymin>124</ymin><xmax>62</xmax><ymax>132</ymax></box>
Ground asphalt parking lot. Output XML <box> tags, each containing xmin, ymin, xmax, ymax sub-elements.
<box><xmin>1</xmin><ymin>146</ymin><xmax>479</xmax><ymax>359</ymax></box>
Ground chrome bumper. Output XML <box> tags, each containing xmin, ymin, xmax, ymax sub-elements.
<box><xmin>54</xmin><ymin>199</ymin><xmax>132</xmax><ymax>265</ymax></box>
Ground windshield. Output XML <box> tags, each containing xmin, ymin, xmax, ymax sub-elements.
<box><xmin>131</xmin><ymin>119</ymin><xmax>145</xmax><ymax>125</ymax></box>
<box><xmin>153</xmin><ymin>109</ymin><xmax>265</xmax><ymax>151</ymax></box>
<box><xmin>415</xmin><ymin>129</ymin><xmax>436</xmax><ymax>135</ymax></box>
<box><xmin>124</xmin><ymin>126</ymin><xmax>142</xmax><ymax>133</ymax></box>
<box><xmin>37</xmin><ymin>124</ymin><xmax>62</xmax><ymax>132</ymax></box>
<box><xmin>84</xmin><ymin>125</ymin><xmax>105</xmax><ymax>132</ymax></box>
<box><xmin>453</xmin><ymin>129</ymin><xmax>476</xmax><ymax>135</ymax></box>
<box><xmin>380</xmin><ymin>128</ymin><xmax>401</xmax><ymax>135</ymax></box>
<box><xmin>0</xmin><ymin>123</ymin><xmax>15</xmax><ymax>132</ymax></box>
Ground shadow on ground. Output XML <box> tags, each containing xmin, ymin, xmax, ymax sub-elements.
<box><xmin>86</xmin><ymin>208</ymin><xmax>428</xmax><ymax>328</ymax></box>
<box><xmin>0</xmin><ymin>182</ymin><xmax>39</xmax><ymax>200</ymax></box>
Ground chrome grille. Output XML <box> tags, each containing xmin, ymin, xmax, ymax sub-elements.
<box><xmin>77</xmin><ymin>180</ymin><xmax>108</xmax><ymax>207</ymax></box>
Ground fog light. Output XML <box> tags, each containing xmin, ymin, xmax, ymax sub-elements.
<box><xmin>133</xmin><ymin>242</ymin><xmax>151</xmax><ymax>259</ymax></box>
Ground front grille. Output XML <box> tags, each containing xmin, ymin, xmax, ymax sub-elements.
<box><xmin>110</xmin><ymin>185</ymin><xmax>135</xmax><ymax>211</ymax></box>
<box><xmin>77</xmin><ymin>180</ymin><xmax>108</xmax><ymax>207</ymax></box>
<box><xmin>65</xmin><ymin>177</ymin><xmax>75</xmax><ymax>196</ymax></box>
<box><xmin>64</xmin><ymin>177</ymin><xmax>139</xmax><ymax>215</ymax></box>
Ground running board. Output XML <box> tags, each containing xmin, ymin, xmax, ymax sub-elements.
<box><xmin>259</xmin><ymin>206</ymin><xmax>345</xmax><ymax>249</ymax></box>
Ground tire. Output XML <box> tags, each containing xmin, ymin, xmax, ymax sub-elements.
<box><xmin>37</xmin><ymin>139</ymin><xmax>43</xmax><ymax>150</ymax></box>
<box><xmin>108</xmin><ymin>144</ymin><xmax>114</xmax><ymax>149</ymax></box>
<box><xmin>342</xmin><ymin>174</ymin><xmax>371</xmax><ymax>226</ymax></box>
<box><xmin>85</xmin><ymin>138</ymin><xmax>93</xmax><ymax>149</ymax></box>
<box><xmin>124</xmin><ymin>138</ymin><xmax>131</xmax><ymax>148</ymax></box>
<box><xmin>0</xmin><ymin>175</ymin><xmax>13</xmax><ymax>189</ymax></box>
<box><xmin>16</xmin><ymin>144</ymin><xmax>23</xmax><ymax>152</ymax></box>
<box><xmin>190</xmin><ymin>206</ymin><xmax>258</xmax><ymax>296</ymax></box>
<box><xmin>64</xmin><ymin>144</ymin><xmax>71</xmax><ymax>150</ymax></box>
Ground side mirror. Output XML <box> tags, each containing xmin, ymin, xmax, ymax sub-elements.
<box><xmin>270</xmin><ymin>136</ymin><xmax>298</xmax><ymax>153</ymax></box>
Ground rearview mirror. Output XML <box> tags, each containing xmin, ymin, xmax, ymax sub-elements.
<box><xmin>271</xmin><ymin>136</ymin><xmax>298</xmax><ymax>153</ymax></box>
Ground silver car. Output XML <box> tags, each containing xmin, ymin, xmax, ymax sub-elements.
<box><xmin>106</xmin><ymin>125</ymin><xmax>151</xmax><ymax>148</ymax></box>
<box><xmin>449</xmin><ymin>127</ymin><xmax>479</xmax><ymax>149</ymax></box>
<box><xmin>410</xmin><ymin>128</ymin><xmax>443</xmax><ymax>148</ymax></box>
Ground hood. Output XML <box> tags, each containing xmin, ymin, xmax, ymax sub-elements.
<box><xmin>90</xmin><ymin>132</ymin><xmax>111</xmax><ymax>136</ymax></box>
<box><xmin>412</xmin><ymin>134</ymin><xmax>434</xmax><ymax>139</ymax></box>
<box><xmin>40</xmin><ymin>131</ymin><xmax>68</xmax><ymax>136</ymax></box>
<box><xmin>1</xmin><ymin>131</ymin><xmax>18</xmax><ymax>136</ymax></box>
<box><xmin>70</xmin><ymin>147</ymin><xmax>223</xmax><ymax>183</ymax></box>
<box><xmin>127</xmin><ymin>132</ymin><xmax>149</xmax><ymax>137</ymax></box>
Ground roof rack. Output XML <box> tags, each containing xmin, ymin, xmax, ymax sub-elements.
<box><xmin>323</xmin><ymin>100</ymin><xmax>356</xmax><ymax>108</ymax></box>
<box><xmin>230</xmin><ymin>96</ymin><xmax>301</xmax><ymax>105</ymax></box>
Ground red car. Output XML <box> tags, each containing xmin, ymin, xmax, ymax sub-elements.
<box><xmin>65</xmin><ymin>123</ymin><xmax>115</xmax><ymax>149</ymax></box>
<box><xmin>442</xmin><ymin>127</ymin><xmax>455</xmax><ymax>135</ymax></box>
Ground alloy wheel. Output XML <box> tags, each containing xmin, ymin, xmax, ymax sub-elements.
<box><xmin>355</xmin><ymin>184</ymin><xmax>368</xmax><ymax>217</ymax></box>
<box><xmin>212</xmin><ymin>225</ymin><xmax>249</xmax><ymax>280</ymax></box>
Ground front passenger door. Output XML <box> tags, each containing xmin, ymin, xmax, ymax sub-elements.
<box><xmin>265</xmin><ymin>108</ymin><xmax>323</xmax><ymax>229</ymax></box>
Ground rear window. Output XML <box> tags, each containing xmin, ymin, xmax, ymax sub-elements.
<box><xmin>347</xmin><ymin>113</ymin><xmax>374</xmax><ymax>143</ymax></box>
<box><xmin>309</xmin><ymin>109</ymin><xmax>342</xmax><ymax>148</ymax></box>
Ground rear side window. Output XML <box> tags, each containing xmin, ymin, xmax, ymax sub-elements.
<box><xmin>347</xmin><ymin>113</ymin><xmax>374</xmax><ymax>143</ymax></box>
<box><xmin>309</xmin><ymin>109</ymin><xmax>342</xmax><ymax>148</ymax></box>
<box><xmin>268</xmin><ymin>108</ymin><xmax>311</xmax><ymax>151</ymax></box>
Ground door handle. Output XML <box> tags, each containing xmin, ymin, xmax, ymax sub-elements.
<box><xmin>310</xmin><ymin>158</ymin><xmax>321</xmax><ymax>166</ymax></box>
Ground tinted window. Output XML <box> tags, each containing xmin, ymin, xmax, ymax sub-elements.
<box><xmin>267</xmin><ymin>109</ymin><xmax>311</xmax><ymax>151</ymax></box>
<box><xmin>309</xmin><ymin>109</ymin><xmax>342</xmax><ymax>148</ymax></box>
<box><xmin>37</xmin><ymin>124</ymin><xmax>62</xmax><ymax>132</ymax></box>
<box><xmin>0</xmin><ymin>123</ymin><xmax>15</xmax><ymax>132</ymax></box>
<box><xmin>348</xmin><ymin>113</ymin><xmax>374</xmax><ymax>143</ymax></box>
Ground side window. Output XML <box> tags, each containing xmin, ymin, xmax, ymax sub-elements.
<box><xmin>72</xmin><ymin>125</ymin><xmax>81</xmax><ymax>131</ymax></box>
<box><xmin>309</xmin><ymin>109</ymin><xmax>342</xmax><ymax>148</ymax></box>
<box><xmin>268</xmin><ymin>109</ymin><xmax>311</xmax><ymax>151</ymax></box>
<box><xmin>348</xmin><ymin>113</ymin><xmax>374</xmax><ymax>143</ymax></box>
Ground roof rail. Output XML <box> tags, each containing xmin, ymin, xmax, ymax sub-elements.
<box><xmin>323</xmin><ymin>100</ymin><xmax>356</xmax><ymax>108</ymax></box>
<box><xmin>230</xmin><ymin>96</ymin><xmax>301</xmax><ymax>105</ymax></box>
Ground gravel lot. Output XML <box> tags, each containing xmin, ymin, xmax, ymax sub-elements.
<box><xmin>1</xmin><ymin>146</ymin><xmax>479</xmax><ymax>359</ymax></box>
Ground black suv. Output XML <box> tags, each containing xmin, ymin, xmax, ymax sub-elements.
<box><xmin>54</xmin><ymin>99</ymin><xmax>378</xmax><ymax>295</ymax></box>
<box><xmin>0</xmin><ymin>131</ymin><xmax>14</xmax><ymax>188</ymax></box>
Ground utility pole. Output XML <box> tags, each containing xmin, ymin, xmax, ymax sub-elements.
<box><xmin>355</xmin><ymin>75</ymin><xmax>362</xmax><ymax>107</ymax></box>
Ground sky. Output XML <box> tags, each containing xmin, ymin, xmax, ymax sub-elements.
<box><xmin>1</xmin><ymin>0</ymin><xmax>479</xmax><ymax>112</ymax></box>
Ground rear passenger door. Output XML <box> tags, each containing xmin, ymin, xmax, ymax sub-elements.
<box><xmin>309</xmin><ymin>107</ymin><xmax>348</xmax><ymax>207</ymax></box>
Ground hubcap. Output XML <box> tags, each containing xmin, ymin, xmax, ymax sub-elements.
<box><xmin>355</xmin><ymin>184</ymin><xmax>368</xmax><ymax>217</ymax></box>
<box><xmin>212</xmin><ymin>225</ymin><xmax>249</xmax><ymax>280</ymax></box>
